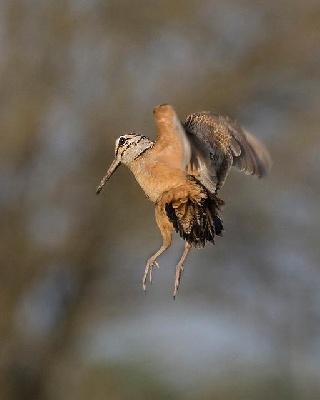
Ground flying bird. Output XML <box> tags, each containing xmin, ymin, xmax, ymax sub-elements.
<box><xmin>96</xmin><ymin>104</ymin><xmax>272</xmax><ymax>298</ymax></box>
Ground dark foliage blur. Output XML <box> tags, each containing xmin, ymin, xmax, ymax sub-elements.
<box><xmin>1</xmin><ymin>1</ymin><xmax>320</xmax><ymax>399</ymax></box>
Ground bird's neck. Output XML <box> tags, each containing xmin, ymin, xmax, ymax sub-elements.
<box><xmin>121</xmin><ymin>138</ymin><xmax>154</xmax><ymax>167</ymax></box>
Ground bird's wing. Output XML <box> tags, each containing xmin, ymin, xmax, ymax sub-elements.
<box><xmin>184</xmin><ymin>112</ymin><xmax>272</xmax><ymax>192</ymax></box>
<box><xmin>152</xmin><ymin>104</ymin><xmax>191</xmax><ymax>171</ymax></box>
<box><xmin>223</xmin><ymin>115</ymin><xmax>272</xmax><ymax>177</ymax></box>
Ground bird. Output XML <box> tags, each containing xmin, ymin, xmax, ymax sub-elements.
<box><xmin>96</xmin><ymin>104</ymin><xmax>272</xmax><ymax>298</ymax></box>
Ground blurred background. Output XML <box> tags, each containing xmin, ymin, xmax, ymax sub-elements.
<box><xmin>1</xmin><ymin>0</ymin><xmax>320</xmax><ymax>399</ymax></box>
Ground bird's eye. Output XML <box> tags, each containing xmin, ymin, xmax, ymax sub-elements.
<box><xmin>118</xmin><ymin>137</ymin><xmax>127</xmax><ymax>146</ymax></box>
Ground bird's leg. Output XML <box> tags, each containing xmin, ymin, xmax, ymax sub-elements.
<box><xmin>173</xmin><ymin>241</ymin><xmax>191</xmax><ymax>299</ymax></box>
<box><xmin>143</xmin><ymin>204</ymin><xmax>173</xmax><ymax>293</ymax></box>
<box><xmin>143</xmin><ymin>246</ymin><xmax>167</xmax><ymax>292</ymax></box>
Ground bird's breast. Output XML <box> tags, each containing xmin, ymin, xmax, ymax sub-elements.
<box><xmin>128</xmin><ymin>153</ymin><xmax>188</xmax><ymax>203</ymax></box>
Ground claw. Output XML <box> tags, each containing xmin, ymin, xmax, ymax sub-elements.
<box><xmin>149</xmin><ymin>260</ymin><xmax>160</xmax><ymax>284</ymax></box>
<box><xmin>173</xmin><ymin>263</ymin><xmax>184</xmax><ymax>298</ymax></box>
<box><xmin>142</xmin><ymin>259</ymin><xmax>161</xmax><ymax>293</ymax></box>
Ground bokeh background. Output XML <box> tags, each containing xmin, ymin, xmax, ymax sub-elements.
<box><xmin>1</xmin><ymin>0</ymin><xmax>320</xmax><ymax>399</ymax></box>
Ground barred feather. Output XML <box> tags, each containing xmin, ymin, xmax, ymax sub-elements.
<box><xmin>165</xmin><ymin>187</ymin><xmax>224</xmax><ymax>248</ymax></box>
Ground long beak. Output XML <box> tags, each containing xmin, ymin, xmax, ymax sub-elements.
<box><xmin>96</xmin><ymin>158</ymin><xmax>121</xmax><ymax>194</ymax></box>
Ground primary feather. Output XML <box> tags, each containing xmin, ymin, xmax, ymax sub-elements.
<box><xmin>184</xmin><ymin>111</ymin><xmax>272</xmax><ymax>193</ymax></box>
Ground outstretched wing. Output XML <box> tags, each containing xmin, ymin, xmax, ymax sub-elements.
<box><xmin>184</xmin><ymin>111</ymin><xmax>272</xmax><ymax>192</ymax></box>
<box><xmin>223</xmin><ymin>115</ymin><xmax>272</xmax><ymax>177</ymax></box>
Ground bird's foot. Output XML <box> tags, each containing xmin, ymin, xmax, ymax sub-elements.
<box><xmin>173</xmin><ymin>262</ymin><xmax>184</xmax><ymax>299</ymax></box>
<box><xmin>142</xmin><ymin>258</ymin><xmax>160</xmax><ymax>293</ymax></box>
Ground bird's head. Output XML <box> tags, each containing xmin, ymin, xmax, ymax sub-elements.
<box><xmin>96</xmin><ymin>133</ymin><xmax>153</xmax><ymax>194</ymax></box>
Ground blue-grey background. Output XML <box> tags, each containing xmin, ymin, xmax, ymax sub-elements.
<box><xmin>1</xmin><ymin>1</ymin><xmax>319</xmax><ymax>399</ymax></box>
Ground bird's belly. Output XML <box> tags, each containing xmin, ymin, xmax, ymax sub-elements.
<box><xmin>130</xmin><ymin>161</ymin><xmax>188</xmax><ymax>203</ymax></box>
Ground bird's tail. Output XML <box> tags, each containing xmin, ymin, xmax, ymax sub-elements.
<box><xmin>162</xmin><ymin>180</ymin><xmax>224</xmax><ymax>248</ymax></box>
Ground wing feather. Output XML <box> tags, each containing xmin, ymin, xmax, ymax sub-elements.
<box><xmin>225</xmin><ymin>117</ymin><xmax>272</xmax><ymax>177</ymax></box>
<box><xmin>151</xmin><ymin>105</ymin><xmax>271</xmax><ymax>195</ymax></box>
<box><xmin>184</xmin><ymin>112</ymin><xmax>272</xmax><ymax>192</ymax></box>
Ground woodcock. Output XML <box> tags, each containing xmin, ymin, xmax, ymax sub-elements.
<box><xmin>96</xmin><ymin>104</ymin><xmax>272</xmax><ymax>298</ymax></box>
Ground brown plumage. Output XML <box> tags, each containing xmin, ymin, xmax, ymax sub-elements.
<box><xmin>96</xmin><ymin>104</ymin><xmax>272</xmax><ymax>297</ymax></box>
